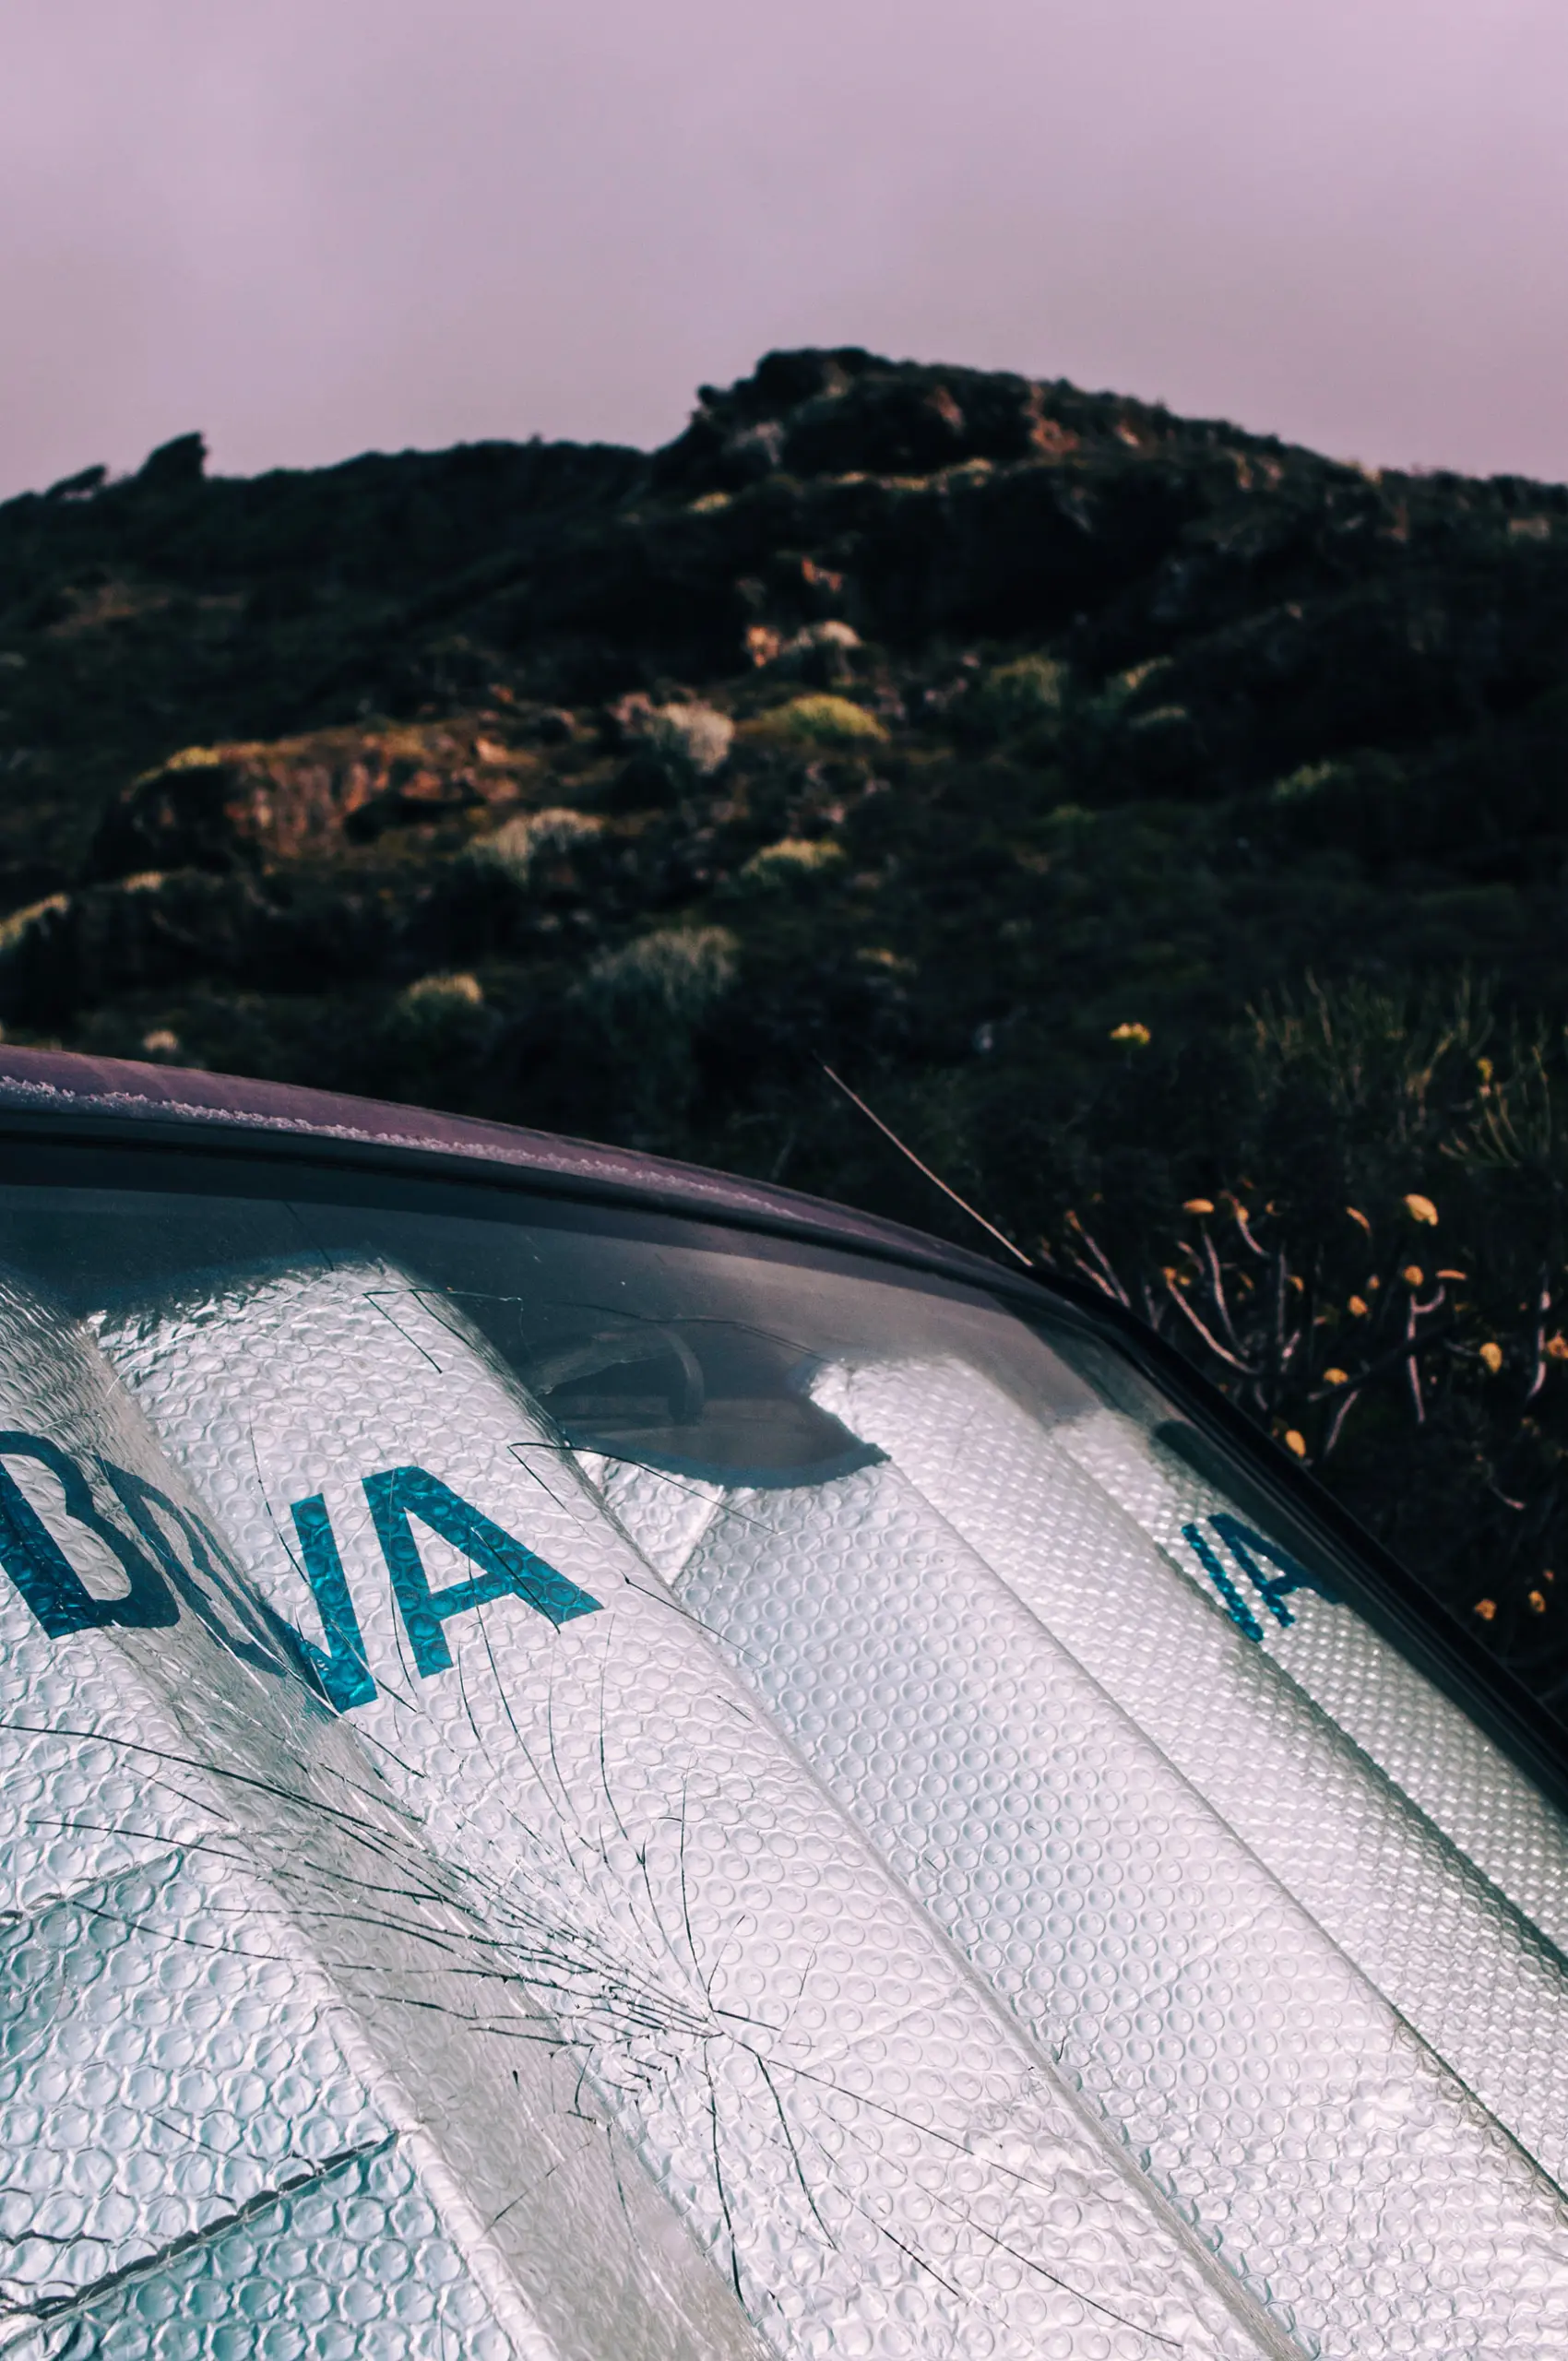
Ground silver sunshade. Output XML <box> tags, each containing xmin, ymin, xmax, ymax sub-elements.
<box><xmin>89</xmin><ymin>1263</ymin><xmax>1269</xmax><ymax>2361</ymax></box>
<box><xmin>0</xmin><ymin>1180</ymin><xmax>1561</xmax><ymax>2358</ymax></box>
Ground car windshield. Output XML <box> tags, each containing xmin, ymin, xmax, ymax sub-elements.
<box><xmin>1</xmin><ymin>1155</ymin><xmax>1566</xmax><ymax>2359</ymax></box>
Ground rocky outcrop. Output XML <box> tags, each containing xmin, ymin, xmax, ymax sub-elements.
<box><xmin>89</xmin><ymin>726</ymin><xmax>538</xmax><ymax>877</ymax></box>
<box><xmin>647</xmin><ymin>348</ymin><xmax>1167</xmax><ymax>492</ymax></box>
<box><xmin>0</xmin><ymin>866</ymin><xmax>423</xmax><ymax>1020</ymax></box>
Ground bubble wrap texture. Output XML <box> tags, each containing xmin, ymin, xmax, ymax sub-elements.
<box><xmin>0</xmin><ymin>1278</ymin><xmax>762</xmax><ymax>2361</ymax></box>
<box><xmin>808</xmin><ymin>1358</ymin><xmax>1568</xmax><ymax>2189</ymax></box>
<box><xmin>8</xmin><ymin>2136</ymin><xmax>520</xmax><ymax>2361</ymax></box>
<box><xmin>99</xmin><ymin>1265</ymin><xmax>1277</xmax><ymax>2361</ymax></box>
<box><xmin>0</xmin><ymin>1845</ymin><xmax>379</xmax><ymax>2311</ymax></box>
<box><xmin>1059</xmin><ymin>1403</ymin><xmax>1568</xmax><ymax>1957</ymax></box>
<box><xmin>590</xmin><ymin>1454</ymin><xmax>1568</xmax><ymax>2359</ymax></box>
<box><xmin>30</xmin><ymin>1249</ymin><xmax>1568</xmax><ymax>2361</ymax></box>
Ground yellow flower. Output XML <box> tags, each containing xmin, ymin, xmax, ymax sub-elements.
<box><xmin>1528</xmin><ymin>1590</ymin><xmax>1548</xmax><ymax>1615</ymax></box>
<box><xmin>1474</xmin><ymin>1597</ymin><xmax>1498</xmax><ymax>1621</ymax></box>
<box><xmin>1110</xmin><ymin>1021</ymin><xmax>1151</xmax><ymax>1046</ymax></box>
<box><xmin>1182</xmin><ymin>1197</ymin><xmax>1215</xmax><ymax>1216</ymax></box>
<box><xmin>1348</xmin><ymin>1294</ymin><xmax>1369</xmax><ymax>1318</ymax></box>
<box><xmin>1404</xmin><ymin>1192</ymin><xmax>1439</xmax><ymax>1226</ymax></box>
<box><xmin>1324</xmin><ymin>1367</ymin><xmax>1348</xmax><ymax>1386</ymax></box>
<box><xmin>1479</xmin><ymin>1341</ymin><xmax>1503</xmax><ymax>1374</ymax></box>
<box><xmin>1547</xmin><ymin>1335</ymin><xmax>1568</xmax><ymax>1362</ymax></box>
<box><xmin>1402</xmin><ymin>1264</ymin><xmax>1424</xmax><ymax>1287</ymax></box>
<box><xmin>1282</xmin><ymin>1429</ymin><xmax>1307</xmax><ymax>1458</ymax></box>
<box><xmin>1346</xmin><ymin>1206</ymin><xmax>1372</xmax><ymax>1235</ymax></box>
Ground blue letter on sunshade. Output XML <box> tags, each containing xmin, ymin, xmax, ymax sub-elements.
<box><xmin>363</xmin><ymin>1465</ymin><xmax>600</xmax><ymax>1677</ymax></box>
<box><xmin>288</xmin><ymin>1493</ymin><xmax>378</xmax><ymax>1711</ymax></box>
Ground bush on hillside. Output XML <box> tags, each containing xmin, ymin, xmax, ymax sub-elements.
<box><xmin>1009</xmin><ymin>976</ymin><xmax>1568</xmax><ymax>1691</ymax></box>
<box><xmin>576</xmin><ymin>924</ymin><xmax>739</xmax><ymax>1144</ymax></box>
<box><xmin>467</xmin><ymin>808</ymin><xmax>603</xmax><ymax>887</ymax></box>
<box><xmin>725</xmin><ymin>837</ymin><xmax>847</xmax><ymax>898</ymax></box>
<box><xmin>747</xmin><ymin>694</ymin><xmax>888</xmax><ymax>749</ymax></box>
<box><xmin>966</xmin><ymin>654</ymin><xmax>1067</xmax><ymax>741</ymax></box>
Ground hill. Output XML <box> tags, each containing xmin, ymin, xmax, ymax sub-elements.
<box><xmin>5</xmin><ymin>345</ymin><xmax>1568</xmax><ymax>1700</ymax></box>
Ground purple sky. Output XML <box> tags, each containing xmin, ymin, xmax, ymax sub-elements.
<box><xmin>4</xmin><ymin>0</ymin><xmax>1566</xmax><ymax>498</ymax></box>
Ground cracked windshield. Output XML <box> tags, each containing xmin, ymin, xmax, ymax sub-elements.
<box><xmin>0</xmin><ymin>1172</ymin><xmax>1563</xmax><ymax>2359</ymax></box>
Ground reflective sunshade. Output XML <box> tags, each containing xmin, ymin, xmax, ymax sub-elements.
<box><xmin>0</xmin><ymin>1144</ymin><xmax>1563</xmax><ymax>2360</ymax></box>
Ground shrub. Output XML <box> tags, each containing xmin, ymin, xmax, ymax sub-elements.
<box><xmin>1016</xmin><ymin>972</ymin><xmax>1568</xmax><ymax>1687</ymax></box>
<box><xmin>581</xmin><ymin>925</ymin><xmax>737</xmax><ymax>1034</ymax></box>
<box><xmin>970</xmin><ymin>655</ymin><xmax>1066</xmax><ymax>736</ymax></box>
<box><xmin>576</xmin><ymin>925</ymin><xmax>738</xmax><ymax>1143</ymax></box>
<box><xmin>750</xmin><ymin>694</ymin><xmax>888</xmax><ymax>748</ymax></box>
<box><xmin>606</xmin><ymin>698</ymin><xmax>735</xmax><ymax>808</ymax></box>
<box><xmin>466</xmin><ymin>808</ymin><xmax>602</xmax><ymax>887</ymax></box>
<box><xmin>1270</xmin><ymin>759</ymin><xmax>1345</xmax><ymax>805</ymax></box>
<box><xmin>759</xmin><ymin>622</ymin><xmax>862</xmax><ymax>686</ymax></box>
<box><xmin>619</xmin><ymin>698</ymin><xmax>734</xmax><ymax>778</ymax></box>
<box><xmin>727</xmin><ymin>837</ymin><xmax>847</xmax><ymax>897</ymax></box>
<box><xmin>385</xmin><ymin>970</ymin><xmax>490</xmax><ymax>1050</ymax></box>
<box><xmin>156</xmin><ymin>744</ymin><xmax>227</xmax><ymax>776</ymax></box>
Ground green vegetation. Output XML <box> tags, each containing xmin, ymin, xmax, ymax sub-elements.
<box><xmin>466</xmin><ymin>808</ymin><xmax>603</xmax><ymax>886</ymax></box>
<box><xmin>727</xmin><ymin>836</ymin><xmax>847</xmax><ymax>896</ymax></box>
<box><xmin>746</xmin><ymin>694</ymin><xmax>889</xmax><ymax>748</ymax></box>
<box><xmin>965</xmin><ymin>655</ymin><xmax>1067</xmax><ymax>743</ymax></box>
<box><xmin>6</xmin><ymin>356</ymin><xmax>1568</xmax><ymax>1697</ymax></box>
<box><xmin>1019</xmin><ymin>976</ymin><xmax>1568</xmax><ymax>1689</ymax></box>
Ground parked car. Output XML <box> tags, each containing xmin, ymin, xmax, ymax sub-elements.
<box><xmin>0</xmin><ymin>1045</ymin><xmax>1563</xmax><ymax>2359</ymax></box>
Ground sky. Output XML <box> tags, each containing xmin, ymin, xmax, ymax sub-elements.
<box><xmin>3</xmin><ymin>0</ymin><xmax>1566</xmax><ymax>498</ymax></box>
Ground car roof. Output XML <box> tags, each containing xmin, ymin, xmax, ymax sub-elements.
<box><xmin>0</xmin><ymin>1042</ymin><xmax>1017</xmax><ymax>1287</ymax></box>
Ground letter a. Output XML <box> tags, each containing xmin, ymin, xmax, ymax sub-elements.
<box><xmin>363</xmin><ymin>1465</ymin><xmax>600</xmax><ymax>1678</ymax></box>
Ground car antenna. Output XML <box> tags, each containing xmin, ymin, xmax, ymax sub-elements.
<box><xmin>819</xmin><ymin>1063</ymin><xmax>1034</xmax><ymax>1268</ymax></box>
